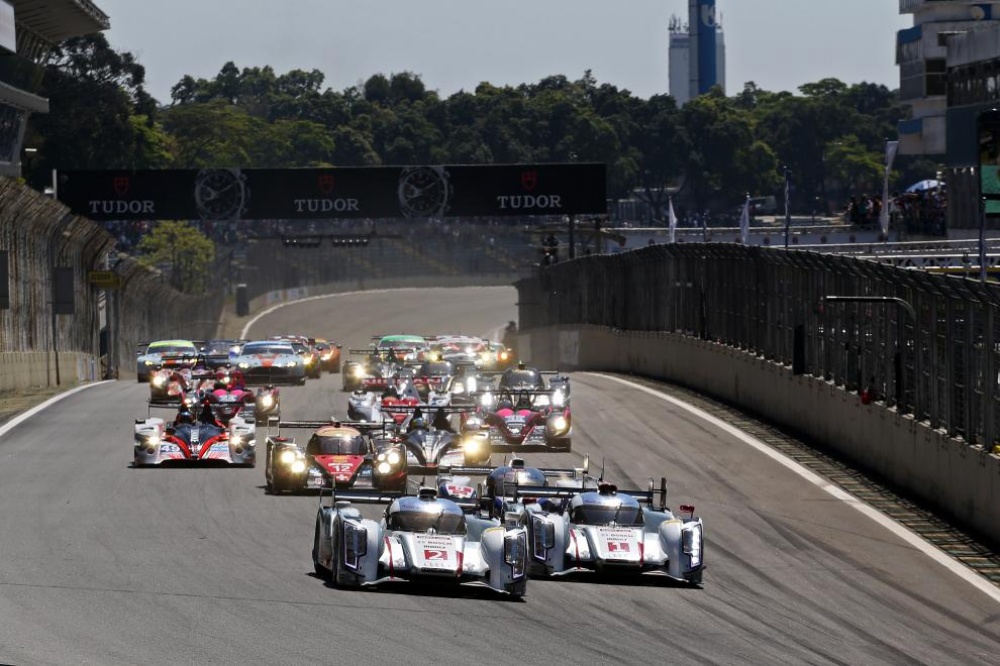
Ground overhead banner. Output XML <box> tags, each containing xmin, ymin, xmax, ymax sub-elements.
<box><xmin>55</xmin><ymin>163</ymin><xmax>607</xmax><ymax>221</ymax></box>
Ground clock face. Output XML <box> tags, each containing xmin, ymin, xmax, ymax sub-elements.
<box><xmin>194</xmin><ymin>169</ymin><xmax>247</xmax><ymax>220</ymax></box>
<box><xmin>397</xmin><ymin>166</ymin><xmax>451</xmax><ymax>218</ymax></box>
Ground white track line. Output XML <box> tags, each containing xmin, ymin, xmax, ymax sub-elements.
<box><xmin>588</xmin><ymin>372</ymin><xmax>1000</xmax><ymax>605</ymax></box>
<box><xmin>0</xmin><ymin>381</ymin><xmax>113</xmax><ymax>438</ymax></box>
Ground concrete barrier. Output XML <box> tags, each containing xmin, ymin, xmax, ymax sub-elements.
<box><xmin>525</xmin><ymin>324</ymin><xmax>1000</xmax><ymax>545</ymax></box>
<box><xmin>0</xmin><ymin>351</ymin><xmax>98</xmax><ymax>392</ymax></box>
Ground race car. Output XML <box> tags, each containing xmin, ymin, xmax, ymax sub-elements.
<box><xmin>346</xmin><ymin>376</ymin><xmax>422</xmax><ymax>423</ymax></box>
<box><xmin>196</xmin><ymin>339</ymin><xmax>246</xmax><ymax>369</ymax></box>
<box><xmin>480</xmin><ymin>459</ymin><xmax>705</xmax><ymax>585</ymax></box>
<box><xmin>148</xmin><ymin>357</ymin><xmax>216</xmax><ymax>405</ymax></box>
<box><xmin>194</xmin><ymin>368</ymin><xmax>275</xmax><ymax>426</ymax></box>
<box><xmin>475</xmin><ymin>387</ymin><xmax>571</xmax><ymax>452</ymax></box>
<box><xmin>313</xmin><ymin>338</ymin><xmax>343</xmax><ymax>373</ymax></box>
<box><xmin>427</xmin><ymin>335</ymin><xmax>489</xmax><ymax>366</ymax></box>
<box><xmin>136</xmin><ymin>339</ymin><xmax>198</xmax><ymax>383</ymax></box>
<box><xmin>481</xmin><ymin>341</ymin><xmax>515</xmax><ymax>371</ymax></box>
<box><xmin>394</xmin><ymin>406</ymin><xmax>493</xmax><ymax>471</ymax></box>
<box><xmin>232</xmin><ymin>340</ymin><xmax>306</xmax><ymax>385</ymax></box>
<box><xmin>311</xmin><ymin>485</ymin><xmax>528</xmax><ymax>598</ymax></box>
<box><xmin>373</xmin><ymin>334</ymin><xmax>429</xmax><ymax>363</ymax></box>
<box><xmin>342</xmin><ymin>348</ymin><xmax>406</xmax><ymax>392</ymax></box>
<box><xmin>264</xmin><ymin>420</ymin><xmax>406</xmax><ymax>494</ymax></box>
<box><xmin>133</xmin><ymin>401</ymin><xmax>256</xmax><ymax>466</ymax></box>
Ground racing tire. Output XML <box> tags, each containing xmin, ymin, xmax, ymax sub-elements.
<box><xmin>265</xmin><ymin>474</ymin><xmax>277</xmax><ymax>494</ymax></box>
<box><xmin>504</xmin><ymin>579</ymin><xmax>526</xmax><ymax>600</ymax></box>
<box><xmin>312</xmin><ymin>524</ymin><xmax>331</xmax><ymax>582</ymax></box>
<box><xmin>297</xmin><ymin>377</ymin><xmax>307</xmax><ymax>386</ymax></box>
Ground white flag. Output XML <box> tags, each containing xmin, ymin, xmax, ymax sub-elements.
<box><xmin>880</xmin><ymin>140</ymin><xmax>900</xmax><ymax>236</ymax></box>
<box><xmin>668</xmin><ymin>197</ymin><xmax>678</xmax><ymax>244</ymax></box>
<box><xmin>739</xmin><ymin>196</ymin><xmax>750</xmax><ymax>245</ymax></box>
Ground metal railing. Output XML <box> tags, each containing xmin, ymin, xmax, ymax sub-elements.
<box><xmin>516</xmin><ymin>243</ymin><xmax>1000</xmax><ymax>447</ymax></box>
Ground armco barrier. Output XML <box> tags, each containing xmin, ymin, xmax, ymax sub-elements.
<box><xmin>524</xmin><ymin>322</ymin><xmax>1000</xmax><ymax>546</ymax></box>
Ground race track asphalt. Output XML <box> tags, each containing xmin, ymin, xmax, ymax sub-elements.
<box><xmin>0</xmin><ymin>286</ymin><xmax>996</xmax><ymax>665</ymax></box>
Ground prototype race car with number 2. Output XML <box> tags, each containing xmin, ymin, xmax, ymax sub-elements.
<box><xmin>311</xmin><ymin>486</ymin><xmax>528</xmax><ymax>598</ymax></box>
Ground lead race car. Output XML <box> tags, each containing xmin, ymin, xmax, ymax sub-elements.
<box><xmin>478</xmin><ymin>459</ymin><xmax>705</xmax><ymax>585</ymax></box>
<box><xmin>133</xmin><ymin>400</ymin><xmax>256</xmax><ymax>466</ymax></box>
<box><xmin>311</xmin><ymin>485</ymin><xmax>528</xmax><ymax>598</ymax></box>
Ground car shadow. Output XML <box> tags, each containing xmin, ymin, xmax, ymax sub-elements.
<box><xmin>304</xmin><ymin>571</ymin><xmax>524</xmax><ymax>601</ymax></box>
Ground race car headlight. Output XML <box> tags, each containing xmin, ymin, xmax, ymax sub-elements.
<box><xmin>231</xmin><ymin>434</ymin><xmax>243</xmax><ymax>446</ymax></box>
<box><xmin>463</xmin><ymin>437</ymin><xmax>483</xmax><ymax>456</ymax></box>
<box><xmin>480</xmin><ymin>392</ymin><xmax>493</xmax><ymax>406</ymax></box>
<box><xmin>532</xmin><ymin>517</ymin><xmax>555</xmax><ymax>560</ymax></box>
<box><xmin>453</xmin><ymin>383</ymin><xmax>465</xmax><ymax>394</ymax></box>
<box><xmin>504</xmin><ymin>532</ymin><xmax>526</xmax><ymax>578</ymax></box>
<box><xmin>351</xmin><ymin>365</ymin><xmax>366</xmax><ymax>378</ymax></box>
<box><xmin>290</xmin><ymin>459</ymin><xmax>307</xmax><ymax>474</ymax></box>
<box><xmin>321</xmin><ymin>353</ymin><xmax>333</xmax><ymax>361</ymax></box>
<box><xmin>145</xmin><ymin>434</ymin><xmax>161</xmax><ymax>446</ymax></box>
<box><xmin>386</xmin><ymin>450</ymin><xmax>401</xmax><ymax>465</ymax></box>
<box><xmin>376</xmin><ymin>461</ymin><xmax>392</xmax><ymax>474</ymax></box>
<box><xmin>151</xmin><ymin>375</ymin><xmax>166</xmax><ymax>387</ymax></box>
<box><xmin>499</xmin><ymin>351</ymin><xmax>510</xmax><ymax>361</ymax></box>
<box><xmin>144</xmin><ymin>360</ymin><xmax>154</xmax><ymax>367</ymax></box>
<box><xmin>279</xmin><ymin>449</ymin><xmax>296</xmax><ymax>465</ymax></box>
<box><xmin>683</xmin><ymin>524</ymin><xmax>703</xmax><ymax>568</ymax></box>
<box><xmin>259</xmin><ymin>395</ymin><xmax>274</xmax><ymax>408</ymax></box>
<box><xmin>343</xmin><ymin>522</ymin><xmax>368</xmax><ymax>569</ymax></box>
<box><xmin>285</xmin><ymin>361</ymin><xmax>298</xmax><ymax>368</ymax></box>
<box><xmin>238</xmin><ymin>362</ymin><xmax>250</xmax><ymax>369</ymax></box>
<box><xmin>549</xmin><ymin>414</ymin><xmax>569</xmax><ymax>433</ymax></box>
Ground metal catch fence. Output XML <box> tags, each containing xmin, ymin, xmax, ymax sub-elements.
<box><xmin>516</xmin><ymin>243</ymin><xmax>1000</xmax><ymax>448</ymax></box>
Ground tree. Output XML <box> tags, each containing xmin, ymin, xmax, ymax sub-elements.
<box><xmin>24</xmin><ymin>34</ymin><xmax>157</xmax><ymax>188</ymax></box>
<box><xmin>136</xmin><ymin>221</ymin><xmax>216</xmax><ymax>294</ymax></box>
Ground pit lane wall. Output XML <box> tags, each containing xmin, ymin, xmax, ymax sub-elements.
<box><xmin>517</xmin><ymin>246</ymin><xmax>1000</xmax><ymax>546</ymax></box>
<box><xmin>0</xmin><ymin>177</ymin><xmax>222</xmax><ymax>389</ymax></box>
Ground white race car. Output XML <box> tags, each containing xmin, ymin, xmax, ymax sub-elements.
<box><xmin>311</xmin><ymin>486</ymin><xmax>528</xmax><ymax>598</ymax></box>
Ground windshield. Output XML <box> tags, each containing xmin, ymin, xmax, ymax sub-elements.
<box><xmin>571</xmin><ymin>504</ymin><xmax>644</xmax><ymax>527</ymax></box>
<box><xmin>241</xmin><ymin>343</ymin><xmax>293</xmax><ymax>356</ymax></box>
<box><xmin>308</xmin><ymin>435</ymin><xmax>367</xmax><ymax>455</ymax></box>
<box><xmin>148</xmin><ymin>344</ymin><xmax>196</xmax><ymax>355</ymax></box>
<box><xmin>379</xmin><ymin>338</ymin><xmax>425</xmax><ymax>350</ymax></box>
<box><xmin>387</xmin><ymin>510</ymin><xmax>466</xmax><ymax>535</ymax></box>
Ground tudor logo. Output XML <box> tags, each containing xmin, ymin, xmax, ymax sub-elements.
<box><xmin>520</xmin><ymin>170</ymin><xmax>538</xmax><ymax>191</ymax></box>
<box><xmin>113</xmin><ymin>176</ymin><xmax>130</xmax><ymax>197</ymax></box>
<box><xmin>318</xmin><ymin>174</ymin><xmax>335</xmax><ymax>195</ymax></box>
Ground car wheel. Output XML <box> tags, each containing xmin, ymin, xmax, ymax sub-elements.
<box><xmin>505</xmin><ymin>579</ymin><xmax>526</xmax><ymax>600</ymax></box>
<box><xmin>265</xmin><ymin>473</ymin><xmax>276</xmax><ymax>494</ymax></box>
<box><xmin>297</xmin><ymin>377</ymin><xmax>307</xmax><ymax>386</ymax></box>
<box><xmin>313</xmin><ymin>523</ymin><xmax>331</xmax><ymax>582</ymax></box>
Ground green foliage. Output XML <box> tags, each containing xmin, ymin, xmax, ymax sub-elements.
<box><xmin>30</xmin><ymin>42</ymin><xmax>924</xmax><ymax>217</ymax></box>
<box><xmin>136</xmin><ymin>221</ymin><xmax>216</xmax><ymax>294</ymax></box>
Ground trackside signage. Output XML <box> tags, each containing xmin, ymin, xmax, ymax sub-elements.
<box><xmin>55</xmin><ymin>164</ymin><xmax>606</xmax><ymax>221</ymax></box>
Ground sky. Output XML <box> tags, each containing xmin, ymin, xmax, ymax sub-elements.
<box><xmin>94</xmin><ymin>0</ymin><xmax>912</xmax><ymax>104</ymax></box>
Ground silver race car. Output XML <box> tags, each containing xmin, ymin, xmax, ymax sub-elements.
<box><xmin>481</xmin><ymin>459</ymin><xmax>705</xmax><ymax>585</ymax></box>
<box><xmin>232</xmin><ymin>340</ymin><xmax>306</xmax><ymax>386</ymax></box>
<box><xmin>311</xmin><ymin>486</ymin><xmax>528</xmax><ymax>598</ymax></box>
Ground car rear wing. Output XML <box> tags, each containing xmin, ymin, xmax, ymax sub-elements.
<box><xmin>499</xmin><ymin>478</ymin><xmax>668</xmax><ymax>511</ymax></box>
<box><xmin>272</xmin><ymin>419</ymin><xmax>392</xmax><ymax>434</ymax></box>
